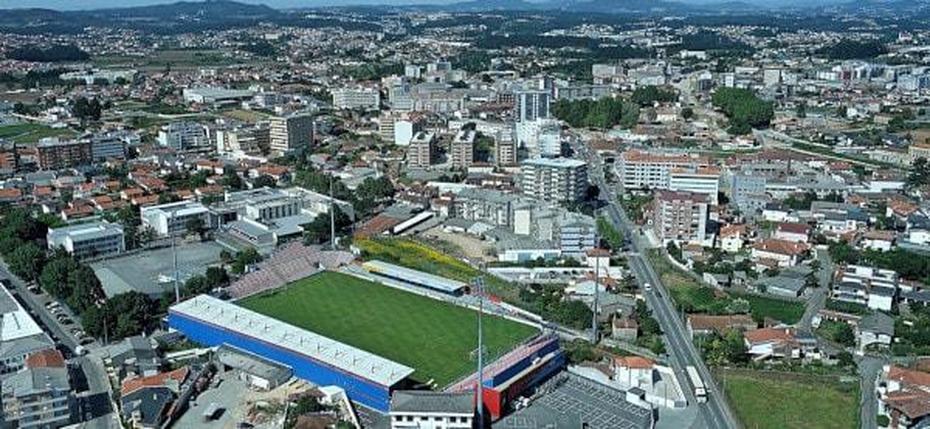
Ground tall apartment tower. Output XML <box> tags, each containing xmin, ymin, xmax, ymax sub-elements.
<box><xmin>406</xmin><ymin>132</ymin><xmax>437</xmax><ymax>169</ymax></box>
<box><xmin>520</xmin><ymin>157</ymin><xmax>588</xmax><ymax>204</ymax></box>
<box><xmin>515</xmin><ymin>90</ymin><xmax>551</xmax><ymax>122</ymax></box>
<box><xmin>269</xmin><ymin>114</ymin><xmax>314</xmax><ymax>156</ymax></box>
<box><xmin>450</xmin><ymin>130</ymin><xmax>475</xmax><ymax>169</ymax></box>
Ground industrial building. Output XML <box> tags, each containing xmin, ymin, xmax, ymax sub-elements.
<box><xmin>168</xmin><ymin>295</ymin><xmax>415</xmax><ymax>412</ymax></box>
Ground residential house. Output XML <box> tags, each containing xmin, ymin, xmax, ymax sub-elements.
<box><xmin>718</xmin><ymin>224</ymin><xmax>747</xmax><ymax>253</ymax></box>
<box><xmin>831</xmin><ymin>265</ymin><xmax>899</xmax><ymax>312</ymax></box>
<box><xmin>858</xmin><ymin>312</ymin><xmax>895</xmax><ymax>351</ymax></box>
<box><xmin>774</xmin><ymin>222</ymin><xmax>810</xmax><ymax>243</ymax></box>
<box><xmin>686</xmin><ymin>314</ymin><xmax>757</xmax><ymax>338</ymax></box>
<box><xmin>877</xmin><ymin>365</ymin><xmax>930</xmax><ymax>428</ymax></box>
<box><xmin>743</xmin><ymin>327</ymin><xmax>816</xmax><ymax>361</ymax></box>
<box><xmin>751</xmin><ymin>239</ymin><xmax>809</xmax><ymax>270</ymax></box>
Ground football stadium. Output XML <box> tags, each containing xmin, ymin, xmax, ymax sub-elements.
<box><xmin>168</xmin><ymin>269</ymin><xmax>546</xmax><ymax>413</ymax></box>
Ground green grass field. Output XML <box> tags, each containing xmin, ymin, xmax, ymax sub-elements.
<box><xmin>647</xmin><ymin>251</ymin><xmax>804</xmax><ymax>324</ymax></box>
<box><xmin>720</xmin><ymin>369</ymin><xmax>858</xmax><ymax>429</ymax></box>
<box><xmin>0</xmin><ymin>123</ymin><xmax>75</xmax><ymax>144</ymax></box>
<box><xmin>238</xmin><ymin>271</ymin><xmax>539</xmax><ymax>387</ymax></box>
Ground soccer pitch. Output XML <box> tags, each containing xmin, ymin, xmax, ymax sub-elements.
<box><xmin>238</xmin><ymin>271</ymin><xmax>539</xmax><ymax>387</ymax></box>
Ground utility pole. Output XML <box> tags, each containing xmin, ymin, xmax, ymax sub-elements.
<box><xmin>592</xmin><ymin>247</ymin><xmax>600</xmax><ymax>344</ymax></box>
<box><xmin>329</xmin><ymin>175</ymin><xmax>336</xmax><ymax>251</ymax></box>
<box><xmin>473</xmin><ymin>276</ymin><xmax>485</xmax><ymax>427</ymax></box>
<box><xmin>172</xmin><ymin>213</ymin><xmax>180</xmax><ymax>304</ymax></box>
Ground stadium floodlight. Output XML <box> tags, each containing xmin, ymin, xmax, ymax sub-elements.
<box><xmin>473</xmin><ymin>275</ymin><xmax>485</xmax><ymax>426</ymax></box>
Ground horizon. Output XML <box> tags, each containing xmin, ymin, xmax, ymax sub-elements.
<box><xmin>0</xmin><ymin>0</ymin><xmax>852</xmax><ymax>11</ymax></box>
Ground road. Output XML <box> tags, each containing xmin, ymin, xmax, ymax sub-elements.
<box><xmin>0</xmin><ymin>262</ymin><xmax>121</xmax><ymax>429</ymax></box>
<box><xmin>575</xmin><ymin>138</ymin><xmax>739</xmax><ymax>429</ymax></box>
<box><xmin>798</xmin><ymin>247</ymin><xmax>833</xmax><ymax>331</ymax></box>
<box><xmin>858</xmin><ymin>356</ymin><xmax>886</xmax><ymax>429</ymax></box>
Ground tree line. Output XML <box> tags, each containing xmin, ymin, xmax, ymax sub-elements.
<box><xmin>552</xmin><ymin>97</ymin><xmax>640</xmax><ymax>130</ymax></box>
<box><xmin>711</xmin><ymin>87</ymin><xmax>774</xmax><ymax>135</ymax></box>
<box><xmin>6</xmin><ymin>44</ymin><xmax>90</xmax><ymax>62</ymax></box>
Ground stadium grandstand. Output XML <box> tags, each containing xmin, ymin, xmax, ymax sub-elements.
<box><xmin>168</xmin><ymin>294</ymin><xmax>414</xmax><ymax>412</ymax></box>
<box><xmin>227</xmin><ymin>243</ymin><xmax>354</xmax><ymax>299</ymax></box>
<box><xmin>447</xmin><ymin>335</ymin><xmax>565</xmax><ymax>420</ymax></box>
<box><xmin>361</xmin><ymin>260</ymin><xmax>469</xmax><ymax>296</ymax></box>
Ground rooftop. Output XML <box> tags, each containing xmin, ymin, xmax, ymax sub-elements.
<box><xmin>390</xmin><ymin>390</ymin><xmax>474</xmax><ymax>414</ymax></box>
<box><xmin>170</xmin><ymin>294</ymin><xmax>415</xmax><ymax>387</ymax></box>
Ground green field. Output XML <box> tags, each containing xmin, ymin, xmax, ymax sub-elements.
<box><xmin>238</xmin><ymin>271</ymin><xmax>539</xmax><ymax>387</ymax></box>
<box><xmin>720</xmin><ymin>369</ymin><xmax>858</xmax><ymax>429</ymax></box>
<box><xmin>647</xmin><ymin>251</ymin><xmax>804</xmax><ymax>324</ymax></box>
<box><xmin>0</xmin><ymin>123</ymin><xmax>75</xmax><ymax>144</ymax></box>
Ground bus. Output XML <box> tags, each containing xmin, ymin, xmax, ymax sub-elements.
<box><xmin>686</xmin><ymin>365</ymin><xmax>707</xmax><ymax>403</ymax></box>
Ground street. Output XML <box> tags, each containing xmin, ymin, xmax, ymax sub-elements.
<box><xmin>0</xmin><ymin>262</ymin><xmax>121</xmax><ymax>429</ymax></box>
<box><xmin>572</xmin><ymin>137</ymin><xmax>739</xmax><ymax>429</ymax></box>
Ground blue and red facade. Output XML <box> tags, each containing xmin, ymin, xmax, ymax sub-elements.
<box><xmin>168</xmin><ymin>310</ymin><xmax>397</xmax><ymax>411</ymax></box>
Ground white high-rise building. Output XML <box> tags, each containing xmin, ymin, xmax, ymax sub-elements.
<box><xmin>157</xmin><ymin>122</ymin><xmax>209</xmax><ymax>151</ymax></box>
<box><xmin>332</xmin><ymin>87</ymin><xmax>381</xmax><ymax>110</ymax></box>
<box><xmin>521</xmin><ymin>157</ymin><xmax>588</xmax><ymax>204</ymax></box>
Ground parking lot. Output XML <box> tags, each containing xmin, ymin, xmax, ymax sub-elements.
<box><xmin>91</xmin><ymin>241</ymin><xmax>224</xmax><ymax>298</ymax></box>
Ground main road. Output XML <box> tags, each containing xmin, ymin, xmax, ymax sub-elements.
<box><xmin>574</xmin><ymin>138</ymin><xmax>739</xmax><ymax>429</ymax></box>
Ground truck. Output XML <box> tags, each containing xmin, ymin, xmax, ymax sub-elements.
<box><xmin>686</xmin><ymin>365</ymin><xmax>707</xmax><ymax>403</ymax></box>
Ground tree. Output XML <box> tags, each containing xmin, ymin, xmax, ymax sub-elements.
<box><xmin>185</xmin><ymin>217</ymin><xmax>207</xmax><ymax>240</ymax></box>
<box><xmin>221</xmin><ymin>170</ymin><xmax>245</xmax><ymax>190</ymax></box>
<box><xmin>908</xmin><ymin>157</ymin><xmax>930</xmax><ymax>190</ymax></box>
<box><xmin>82</xmin><ymin>292</ymin><xmax>156</xmax><ymax>341</ymax></box>
<box><xmin>681</xmin><ymin>107</ymin><xmax>694</xmax><ymax>120</ymax></box>
<box><xmin>7</xmin><ymin>243</ymin><xmax>45</xmax><ymax>282</ymax></box>
<box><xmin>72</xmin><ymin>96</ymin><xmax>102</xmax><ymax>123</ymax></box>
<box><xmin>597</xmin><ymin>216</ymin><xmax>623</xmax><ymax>251</ymax></box>
<box><xmin>303</xmin><ymin>209</ymin><xmax>352</xmax><ymax>245</ymax></box>
<box><xmin>204</xmin><ymin>266</ymin><xmax>229</xmax><ymax>290</ymax></box>
<box><xmin>551</xmin><ymin>97</ymin><xmax>640</xmax><ymax>130</ymax></box>
<box><xmin>711</xmin><ymin>87</ymin><xmax>774</xmax><ymax>135</ymax></box>
<box><xmin>253</xmin><ymin>175</ymin><xmax>277</xmax><ymax>188</ymax></box>
<box><xmin>833</xmin><ymin>323</ymin><xmax>855</xmax><ymax>347</ymax></box>
<box><xmin>631</xmin><ymin>85</ymin><xmax>677</xmax><ymax>107</ymax></box>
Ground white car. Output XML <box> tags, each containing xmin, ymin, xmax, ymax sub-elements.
<box><xmin>643</xmin><ymin>283</ymin><xmax>652</xmax><ymax>291</ymax></box>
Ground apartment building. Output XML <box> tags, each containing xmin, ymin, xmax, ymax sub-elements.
<box><xmin>406</xmin><ymin>132</ymin><xmax>437</xmax><ymax>169</ymax></box>
<box><xmin>450</xmin><ymin>129</ymin><xmax>475</xmax><ymax>169</ymax></box>
<box><xmin>1</xmin><ymin>350</ymin><xmax>74</xmax><ymax>429</ymax></box>
<box><xmin>36</xmin><ymin>138</ymin><xmax>92</xmax><ymax>170</ymax></box>
<box><xmin>332</xmin><ymin>87</ymin><xmax>381</xmax><ymax>110</ymax></box>
<box><xmin>141</xmin><ymin>201</ymin><xmax>211</xmax><ymax>237</ymax></box>
<box><xmin>520</xmin><ymin>157</ymin><xmax>588</xmax><ymax>204</ymax></box>
<box><xmin>652</xmin><ymin>190</ymin><xmax>709</xmax><ymax>244</ymax></box>
<box><xmin>496</xmin><ymin>135</ymin><xmax>517</xmax><ymax>166</ymax></box>
<box><xmin>156</xmin><ymin>122</ymin><xmax>209</xmax><ymax>151</ymax></box>
<box><xmin>46</xmin><ymin>221</ymin><xmax>125</xmax><ymax>260</ymax></box>
<box><xmin>832</xmin><ymin>265</ymin><xmax>899</xmax><ymax>311</ymax></box>
<box><xmin>89</xmin><ymin>133</ymin><xmax>128</xmax><ymax>161</ymax></box>
<box><xmin>515</xmin><ymin>90</ymin><xmax>551</xmax><ymax>122</ymax></box>
<box><xmin>269</xmin><ymin>114</ymin><xmax>314</xmax><ymax>155</ymax></box>
<box><xmin>216</xmin><ymin>125</ymin><xmax>269</xmax><ymax>155</ymax></box>
<box><xmin>668</xmin><ymin>168</ymin><xmax>721</xmax><ymax>205</ymax></box>
<box><xmin>617</xmin><ymin>150</ymin><xmax>709</xmax><ymax>190</ymax></box>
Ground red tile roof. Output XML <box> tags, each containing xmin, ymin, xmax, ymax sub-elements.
<box><xmin>25</xmin><ymin>349</ymin><xmax>66</xmax><ymax>368</ymax></box>
<box><xmin>121</xmin><ymin>367</ymin><xmax>190</xmax><ymax>396</ymax></box>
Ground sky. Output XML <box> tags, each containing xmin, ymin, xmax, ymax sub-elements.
<box><xmin>0</xmin><ymin>0</ymin><xmax>846</xmax><ymax>10</ymax></box>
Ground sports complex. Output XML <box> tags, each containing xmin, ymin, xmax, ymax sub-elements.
<box><xmin>168</xmin><ymin>256</ymin><xmax>562</xmax><ymax>414</ymax></box>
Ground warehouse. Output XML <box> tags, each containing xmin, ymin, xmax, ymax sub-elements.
<box><xmin>362</xmin><ymin>260</ymin><xmax>469</xmax><ymax>296</ymax></box>
<box><xmin>168</xmin><ymin>294</ymin><xmax>415</xmax><ymax>412</ymax></box>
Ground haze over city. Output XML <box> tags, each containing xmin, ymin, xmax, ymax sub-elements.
<box><xmin>0</xmin><ymin>1</ymin><xmax>929</xmax><ymax>429</ymax></box>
